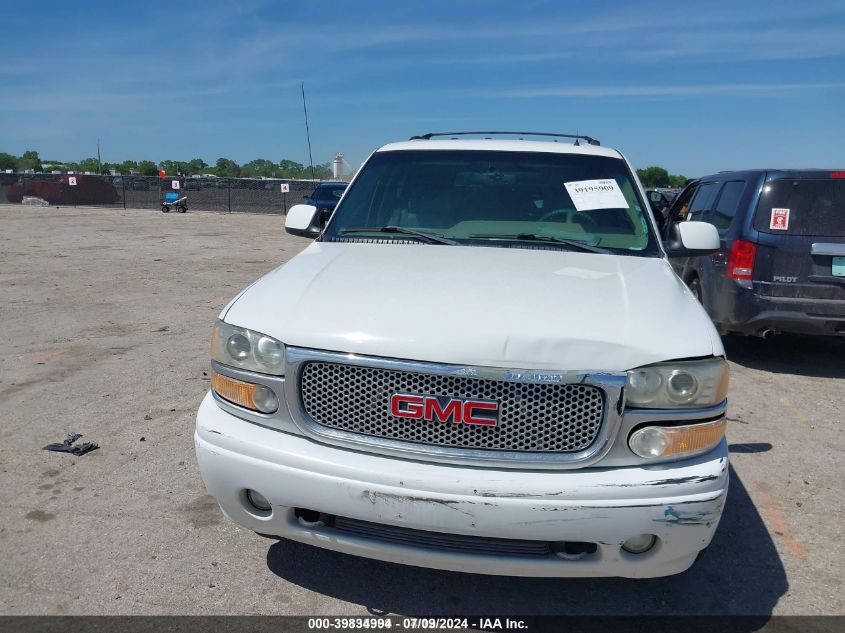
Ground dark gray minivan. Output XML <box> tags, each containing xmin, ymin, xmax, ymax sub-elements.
<box><xmin>666</xmin><ymin>169</ymin><xmax>845</xmax><ymax>337</ymax></box>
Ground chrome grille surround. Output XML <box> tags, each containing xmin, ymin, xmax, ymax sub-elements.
<box><xmin>284</xmin><ymin>347</ymin><xmax>626</xmax><ymax>468</ymax></box>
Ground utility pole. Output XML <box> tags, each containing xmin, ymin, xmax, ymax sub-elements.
<box><xmin>301</xmin><ymin>82</ymin><xmax>316</xmax><ymax>181</ymax></box>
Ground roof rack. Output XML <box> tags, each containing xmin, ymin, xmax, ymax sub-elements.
<box><xmin>408</xmin><ymin>131</ymin><xmax>601</xmax><ymax>146</ymax></box>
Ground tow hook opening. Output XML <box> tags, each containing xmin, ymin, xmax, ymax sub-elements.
<box><xmin>295</xmin><ymin>507</ymin><xmax>329</xmax><ymax>528</ymax></box>
<box><xmin>552</xmin><ymin>541</ymin><xmax>599</xmax><ymax>561</ymax></box>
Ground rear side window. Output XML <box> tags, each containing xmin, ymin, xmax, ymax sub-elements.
<box><xmin>754</xmin><ymin>178</ymin><xmax>845</xmax><ymax>236</ymax></box>
<box><xmin>315</xmin><ymin>185</ymin><xmax>346</xmax><ymax>199</ymax></box>
<box><xmin>711</xmin><ymin>180</ymin><xmax>745</xmax><ymax>230</ymax></box>
<box><xmin>686</xmin><ymin>182</ymin><xmax>719</xmax><ymax>221</ymax></box>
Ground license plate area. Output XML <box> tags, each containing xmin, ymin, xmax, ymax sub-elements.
<box><xmin>833</xmin><ymin>256</ymin><xmax>845</xmax><ymax>277</ymax></box>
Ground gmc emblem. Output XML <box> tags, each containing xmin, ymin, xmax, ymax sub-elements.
<box><xmin>390</xmin><ymin>393</ymin><xmax>499</xmax><ymax>426</ymax></box>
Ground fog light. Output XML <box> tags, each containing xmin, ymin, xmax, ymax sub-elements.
<box><xmin>622</xmin><ymin>534</ymin><xmax>656</xmax><ymax>554</ymax></box>
<box><xmin>246</xmin><ymin>489</ymin><xmax>271</xmax><ymax>512</ymax></box>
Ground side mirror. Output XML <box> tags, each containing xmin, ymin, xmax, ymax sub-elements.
<box><xmin>664</xmin><ymin>221</ymin><xmax>720</xmax><ymax>257</ymax></box>
<box><xmin>285</xmin><ymin>204</ymin><xmax>322</xmax><ymax>238</ymax></box>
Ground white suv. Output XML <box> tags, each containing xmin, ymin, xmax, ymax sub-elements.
<box><xmin>195</xmin><ymin>132</ymin><xmax>728</xmax><ymax>578</ymax></box>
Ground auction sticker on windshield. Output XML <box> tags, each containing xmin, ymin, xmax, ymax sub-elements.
<box><xmin>564</xmin><ymin>179</ymin><xmax>629</xmax><ymax>211</ymax></box>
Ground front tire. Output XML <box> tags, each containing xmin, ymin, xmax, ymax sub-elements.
<box><xmin>161</xmin><ymin>205</ymin><xmax>170</xmax><ymax>213</ymax></box>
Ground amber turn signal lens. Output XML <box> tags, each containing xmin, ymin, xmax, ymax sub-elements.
<box><xmin>212</xmin><ymin>372</ymin><xmax>279</xmax><ymax>413</ymax></box>
<box><xmin>629</xmin><ymin>418</ymin><xmax>726</xmax><ymax>459</ymax></box>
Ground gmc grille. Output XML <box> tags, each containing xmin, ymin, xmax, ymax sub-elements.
<box><xmin>298</xmin><ymin>361</ymin><xmax>605</xmax><ymax>453</ymax></box>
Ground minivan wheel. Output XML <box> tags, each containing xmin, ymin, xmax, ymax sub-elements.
<box><xmin>689</xmin><ymin>277</ymin><xmax>703</xmax><ymax>303</ymax></box>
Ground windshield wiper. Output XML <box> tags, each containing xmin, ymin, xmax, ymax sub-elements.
<box><xmin>340</xmin><ymin>226</ymin><xmax>458</xmax><ymax>245</ymax></box>
<box><xmin>467</xmin><ymin>233</ymin><xmax>612</xmax><ymax>254</ymax></box>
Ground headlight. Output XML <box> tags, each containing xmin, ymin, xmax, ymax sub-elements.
<box><xmin>625</xmin><ymin>358</ymin><xmax>728</xmax><ymax>408</ymax></box>
<box><xmin>211</xmin><ymin>320</ymin><xmax>285</xmax><ymax>375</ymax></box>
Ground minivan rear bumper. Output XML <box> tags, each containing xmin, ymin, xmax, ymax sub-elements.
<box><xmin>718</xmin><ymin>282</ymin><xmax>845</xmax><ymax>336</ymax></box>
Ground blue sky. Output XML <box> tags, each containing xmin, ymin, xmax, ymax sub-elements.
<box><xmin>1</xmin><ymin>0</ymin><xmax>844</xmax><ymax>176</ymax></box>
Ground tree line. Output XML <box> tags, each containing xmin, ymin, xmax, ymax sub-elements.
<box><xmin>2</xmin><ymin>149</ymin><xmax>687</xmax><ymax>187</ymax></box>
<box><xmin>0</xmin><ymin>150</ymin><xmax>334</xmax><ymax>180</ymax></box>
<box><xmin>635</xmin><ymin>166</ymin><xmax>687</xmax><ymax>188</ymax></box>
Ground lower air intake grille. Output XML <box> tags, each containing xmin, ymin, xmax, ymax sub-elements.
<box><xmin>333</xmin><ymin>516</ymin><xmax>553</xmax><ymax>557</ymax></box>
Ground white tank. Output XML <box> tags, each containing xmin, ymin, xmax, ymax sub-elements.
<box><xmin>332</xmin><ymin>154</ymin><xmax>344</xmax><ymax>180</ymax></box>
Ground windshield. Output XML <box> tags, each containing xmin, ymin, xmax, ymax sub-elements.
<box><xmin>754</xmin><ymin>178</ymin><xmax>845</xmax><ymax>236</ymax></box>
<box><xmin>322</xmin><ymin>150</ymin><xmax>658</xmax><ymax>255</ymax></box>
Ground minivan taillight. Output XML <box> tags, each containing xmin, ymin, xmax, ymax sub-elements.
<box><xmin>727</xmin><ymin>239</ymin><xmax>757</xmax><ymax>280</ymax></box>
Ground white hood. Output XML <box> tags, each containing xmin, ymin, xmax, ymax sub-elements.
<box><xmin>223</xmin><ymin>242</ymin><xmax>723</xmax><ymax>372</ymax></box>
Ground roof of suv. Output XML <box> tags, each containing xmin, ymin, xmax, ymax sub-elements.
<box><xmin>694</xmin><ymin>168</ymin><xmax>844</xmax><ymax>181</ymax></box>
<box><xmin>377</xmin><ymin>138</ymin><xmax>623</xmax><ymax>159</ymax></box>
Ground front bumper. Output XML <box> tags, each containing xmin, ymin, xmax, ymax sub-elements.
<box><xmin>195</xmin><ymin>392</ymin><xmax>729</xmax><ymax>578</ymax></box>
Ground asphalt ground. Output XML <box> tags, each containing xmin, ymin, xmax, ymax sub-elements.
<box><xmin>0</xmin><ymin>205</ymin><xmax>842</xmax><ymax>616</ymax></box>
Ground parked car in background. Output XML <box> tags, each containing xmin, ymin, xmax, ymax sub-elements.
<box><xmin>304</xmin><ymin>181</ymin><xmax>348</xmax><ymax>216</ymax></box>
<box><xmin>665</xmin><ymin>169</ymin><xmax>845</xmax><ymax>337</ymax></box>
<box><xmin>646</xmin><ymin>188</ymin><xmax>679</xmax><ymax>230</ymax></box>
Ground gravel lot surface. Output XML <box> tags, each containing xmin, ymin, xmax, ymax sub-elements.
<box><xmin>0</xmin><ymin>205</ymin><xmax>842</xmax><ymax>616</ymax></box>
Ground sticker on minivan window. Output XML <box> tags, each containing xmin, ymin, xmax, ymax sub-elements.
<box><xmin>564</xmin><ymin>179</ymin><xmax>629</xmax><ymax>211</ymax></box>
<box><xmin>770</xmin><ymin>208</ymin><xmax>790</xmax><ymax>230</ymax></box>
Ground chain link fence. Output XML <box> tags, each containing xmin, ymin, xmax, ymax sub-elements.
<box><xmin>0</xmin><ymin>172</ymin><xmax>331</xmax><ymax>214</ymax></box>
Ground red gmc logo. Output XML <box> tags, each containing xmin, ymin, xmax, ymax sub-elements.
<box><xmin>390</xmin><ymin>393</ymin><xmax>499</xmax><ymax>426</ymax></box>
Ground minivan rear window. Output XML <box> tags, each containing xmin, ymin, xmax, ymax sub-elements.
<box><xmin>754</xmin><ymin>178</ymin><xmax>845</xmax><ymax>236</ymax></box>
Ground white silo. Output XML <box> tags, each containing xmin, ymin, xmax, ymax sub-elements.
<box><xmin>332</xmin><ymin>154</ymin><xmax>344</xmax><ymax>180</ymax></box>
